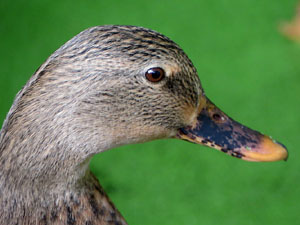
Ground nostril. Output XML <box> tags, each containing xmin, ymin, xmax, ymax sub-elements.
<box><xmin>212</xmin><ymin>113</ymin><xmax>222</xmax><ymax>121</ymax></box>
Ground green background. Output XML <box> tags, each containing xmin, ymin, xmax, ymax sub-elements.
<box><xmin>1</xmin><ymin>0</ymin><xmax>299</xmax><ymax>224</ymax></box>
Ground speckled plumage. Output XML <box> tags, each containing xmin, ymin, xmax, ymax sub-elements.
<box><xmin>0</xmin><ymin>25</ymin><xmax>202</xmax><ymax>224</ymax></box>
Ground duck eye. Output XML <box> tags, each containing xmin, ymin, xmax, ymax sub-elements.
<box><xmin>145</xmin><ymin>67</ymin><xmax>165</xmax><ymax>83</ymax></box>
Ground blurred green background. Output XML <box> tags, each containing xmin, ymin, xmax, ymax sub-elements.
<box><xmin>0</xmin><ymin>0</ymin><xmax>299</xmax><ymax>224</ymax></box>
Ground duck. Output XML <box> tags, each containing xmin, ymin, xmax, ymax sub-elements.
<box><xmin>0</xmin><ymin>25</ymin><xmax>288</xmax><ymax>225</ymax></box>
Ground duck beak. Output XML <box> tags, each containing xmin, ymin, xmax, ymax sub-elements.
<box><xmin>177</xmin><ymin>96</ymin><xmax>288</xmax><ymax>162</ymax></box>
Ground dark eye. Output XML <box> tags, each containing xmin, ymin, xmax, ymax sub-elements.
<box><xmin>145</xmin><ymin>67</ymin><xmax>165</xmax><ymax>82</ymax></box>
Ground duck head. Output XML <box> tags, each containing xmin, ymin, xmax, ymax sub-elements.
<box><xmin>48</xmin><ymin>25</ymin><xmax>285</xmax><ymax>162</ymax></box>
<box><xmin>1</xmin><ymin>26</ymin><xmax>287</xmax><ymax>186</ymax></box>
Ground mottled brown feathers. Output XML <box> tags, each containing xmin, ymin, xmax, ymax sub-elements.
<box><xmin>1</xmin><ymin>172</ymin><xmax>127</xmax><ymax>225</ymax></box>
<box><xmin>0</xmin><ymin>25</ymin><xmax>203</xmax><ymax>224</ymax></box>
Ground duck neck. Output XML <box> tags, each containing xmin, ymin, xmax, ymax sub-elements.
<box><xmin>0</xmin><ymin>116</ymin><xmax>129</xmax><ymax>224</ymax></box>
<box><xmin>0</xmin><ymin>137</ymin><xmax>89</xmax><ymax>193</ymax></box>
<box><xmin>0</xmin><ymin>156</ymin><xmax>128</xmax><ymax>225</ymax></box>
<box><xmin>0</xmin><ymin>115</ymin><xmax>110</xmax><ymax>194</ymax></box>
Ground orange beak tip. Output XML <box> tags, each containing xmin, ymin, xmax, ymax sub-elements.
<box><xmin>240</xmin><ymin>135</ymin><xmax>288</xmax><ymax>162</ymax></box>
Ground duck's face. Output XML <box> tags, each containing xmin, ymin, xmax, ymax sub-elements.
<box><xmin>57</xmin><ymin>26</ymin><xmax>287</xmax><ymax>162</ymax></box>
